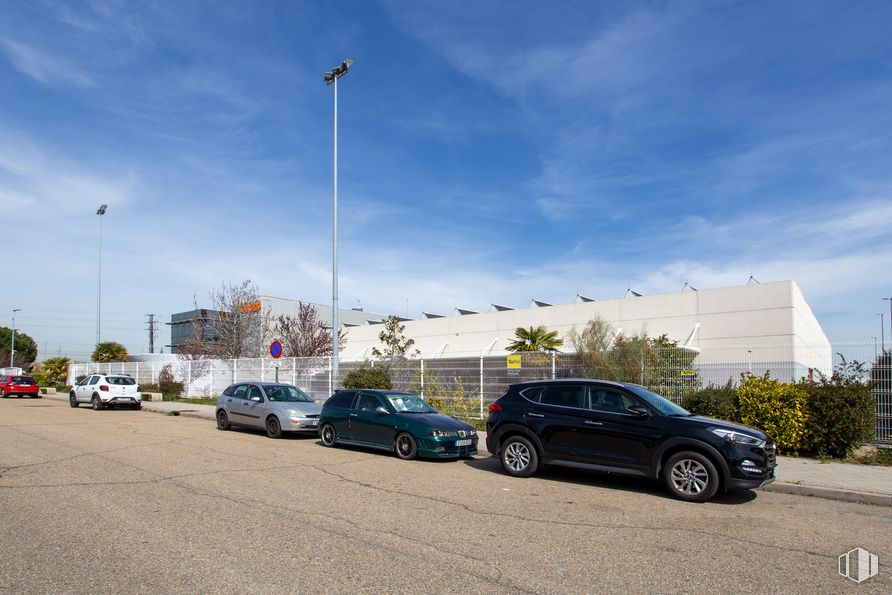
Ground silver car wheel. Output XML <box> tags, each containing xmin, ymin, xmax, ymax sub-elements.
<box><xmin>504</xmin><ymin>441</ymin><xmax>531</xmax><ymax>472</ymax></box>
<box><xmin>670</xmin><ymin>458</ymin><xmax>710</xmax><ymax>495</ymax></box>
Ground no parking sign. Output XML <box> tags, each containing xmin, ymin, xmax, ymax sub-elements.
<box><xmin>270</xmin><ymin>340</ymin><xmax>283</xmax><ymax>359</ymax></box>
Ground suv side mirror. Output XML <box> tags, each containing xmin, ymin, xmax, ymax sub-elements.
<box><xmin>627</xmin><ymin>404</ymin><xmax>650</xmax><ymax>417</ymax></box>
<box><xmin>375</xmin><ymin>406</ymin><xmax>390</xmax><ymax>415</ymax></box>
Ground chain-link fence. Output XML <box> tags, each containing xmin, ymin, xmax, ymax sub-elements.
<box><xmin>69</xmin><ymin>342</ymin><xmax>891</xmax><ymax>443</ymax></box>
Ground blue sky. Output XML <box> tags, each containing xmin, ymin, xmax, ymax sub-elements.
<box><xmin>2</xmin><ymin>0</ymin><xmax>891</xmax><ymax>359</ymax></box>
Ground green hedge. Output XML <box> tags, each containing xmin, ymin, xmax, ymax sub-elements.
<box><xmin>737</xmin><ymin>373</ymin><xmax>809</xmax><ymax>454</ymax></box>
<box><xmin>798</xmin><ymin>376</ymin><xmax>875</xmax><ymax>458</ymax></box>
<box><xmin>341</xmin><ymin>362</ymin><xmax>393</xmax><ymax>390</ymax></box>
<box><xmin>681</xmin><ymin>381</ymin><xmax>739</xmax><ymax>422</ymax></box>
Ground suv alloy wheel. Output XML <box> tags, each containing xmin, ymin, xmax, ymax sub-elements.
<box><xmin>501</xmin><ymin>435</ymin><xmax>538</xmax><ymax>477</ymax></box>
<box><xmin>663</xmin><ymin>451</ymin><xmax>719</xmax><ymax>502</ymax></box>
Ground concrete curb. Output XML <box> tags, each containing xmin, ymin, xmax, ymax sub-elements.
<box><xmin>762</xmin><ymin>481</ymin><xmax>892</xmax><ymax>507</ymax></box>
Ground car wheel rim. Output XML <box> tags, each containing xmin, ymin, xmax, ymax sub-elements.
<box><xmin>398</xmin><ymin>436</ymin><xmax>412</xmax><ymax>456</ymax></box>
<box><xmin>269</xmin><ymin>419</ymin><xmax>279</xmax><ymax>434</ymax></box>
<box><xmin>218</xmin><ymin>413</ymin><xmax>226</xmax><ymax>426</ymax></box>
<box><xmin>323</xmin><ymin>427</ymin><xmax>334</xmax><ymax>444</ymax></box>
<box><xmin>670</xmin><ymin>459</ymin><xmax>709</xmax><ymax>495</ymax></box>
<box><xmin>504</xmin><ymin>442</ymin><xmax>531</xmax><ymax>472</ymax></box>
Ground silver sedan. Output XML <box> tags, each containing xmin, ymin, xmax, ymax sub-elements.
<box><xmin>215</xmin><ymin>382</ymin><xmax>322</xmax><ymax>438</ymax></box>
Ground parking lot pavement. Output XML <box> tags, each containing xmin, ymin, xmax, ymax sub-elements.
<box><xmin>1</xmin><ymin>398</ymin><xmax>890</xmax><ymax>593</ymax></box>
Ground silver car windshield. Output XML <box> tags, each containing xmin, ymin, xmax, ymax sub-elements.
<box><xmin>265</xmin><ymin>386</ymin><xmax>313</xmax><ymax>402</ymax></box>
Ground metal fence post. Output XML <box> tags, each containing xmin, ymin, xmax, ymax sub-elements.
<box><xmin>292</xmin><ymin>357</ymin><xmax>297</xmax><ymax>387</ymax></box>
<box><xmin>233</xmin><ymin>359</ymin><xmax>237</xmax><ymax>384</ymax></box>
<box><xmin>420</xmin><ymin>358</ymin><xmax>425</xmax><ymax>397</ymax></box>
<box><xmin>186</xmin><ymin>360</ymin><xmax>192</xmax><ymax>397</ymax></box>
<box><xmin>328</xmin><ymin>356</ymin><xmax>332</xmax><ymax>396</ymax></box>
<box><xmin>479</xmin><ymin>357</ymin><xmax>484</xmax><ymax>419</ymax></box>
<box><xmin>551</xmin><ymin>352</ymin><xmax>556</xmax><ymax>379</ymax></box>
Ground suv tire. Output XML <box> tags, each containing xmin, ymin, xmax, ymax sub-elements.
<box><xmin>69</xmin><ymin>392</ymin><xmax>79</xmax><ymax>408</ymax></box>
<box><xmin>91</xmin><ymin>395</ymin><xmax>103</xmax><ymax>410</ymax></box>
<box><xmin>500</xmin><ymin>435</ymin><xmax>538</xmax><ymax>477</ymax></box>
<box><xmin>664</xmin><ymin>451</ymin><xmax>720</xmax><ymax>502</ymax></box>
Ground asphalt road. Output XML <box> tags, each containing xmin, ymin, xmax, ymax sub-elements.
<box><xmin>1</xmin><ymin>398</ymin><xmax>889</xmax><ymax>594</ymax></box>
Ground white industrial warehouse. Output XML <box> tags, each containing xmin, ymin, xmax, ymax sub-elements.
<box><xmin>341</xmin><ymin>280</ymin><xmax>832</xmax><ymax>380</ymax></box>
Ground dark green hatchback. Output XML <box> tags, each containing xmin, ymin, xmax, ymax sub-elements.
<box><xmin>318</xmin><ymin>389</ymin><xmax>479</xmax><ymax>459</ymax></box>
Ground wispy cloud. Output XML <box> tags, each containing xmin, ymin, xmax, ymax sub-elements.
<box><xmin>0</xmin><ymin>37</ymin><xmax>94</xmax><ymax>87</ymax></box>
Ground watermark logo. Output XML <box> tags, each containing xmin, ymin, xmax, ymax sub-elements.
<box><xmin>839</xmin><ymin>547</ymin><xmax>879</xmax><ymax>584</ymax></box>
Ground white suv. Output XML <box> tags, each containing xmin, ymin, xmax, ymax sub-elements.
<box><xmin>70</xmin><ymin>374</ymin><xmax>142</xmax><ymax>410</ymax></box>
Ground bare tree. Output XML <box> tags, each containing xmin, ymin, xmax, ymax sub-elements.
<box><xmin>205</xmin><ymin>280</ymin><xmax>263</xmax><ymax>359</ymax></box>
<box><xmin>273</xmin><ymin>302</ymin><xmax>345</xmax><ymax>358</ymax></box>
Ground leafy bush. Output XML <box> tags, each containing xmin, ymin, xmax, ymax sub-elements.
<box><xmin>342</xmin><ymin>362</ymin><xmax>393</xmax><ymax>390</ymax></box>
<box><xmin>799</xmin><ymin>357</ymin><xmax>876</xmax><ymax>458</ymax></box>
<box><xmin>92</xmin><ymin>342</ymin><xmax>128</xmax><ymax>362</ymax></box>
<box><xmin>34</xmin><ymin>356</ymin><xmax>70</xmax><ymax>387</ymax></box>
<box><xmin>425</xmin><ymin>377</ymin><xmax>479</xmax><ymax>418</ymax></box>
<box><xmin>681</xmin><ymin>381</ymin><xmax>739</xmax><ymax>422</ymax></box>
<box><xmin>156</xmin><ymin>365</ymin><xmax>184</xmax><ymax>399</ymax></box>
<box><xmin>737</xmin><ymin>372</ymin><xmax>808</xmax><ymax>454</ymax></box>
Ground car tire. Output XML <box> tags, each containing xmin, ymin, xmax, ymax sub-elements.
<box><xmin>320</xmin><ymin>424</ymin><xmax>337</xmax><ymax>446</ymax></box>
<box><xmin>91</xmin><ymin>395</ymin><xmax>103</xmax><ymax>411</ymax></box>
<box><xmin>394</xmin><ymin>432</ymin><xmax>417</xmax><ymax>460</ymax></box>
<box><xmin>265</xmin><ymin>415</ymin><xmax>282</xmax><ymax>438</ymax></box>
<box><xmin>132</xmin><ymin>402</ymin><xmax>141</xmax><ymax>411</ymax></box>
<box><xmin>663</xmin><ymin>451</ymin><xmax>720</xmax><ymax>502</ymax></box>
<box><xmin>69</xmin><ymin>392</ymin><xmax>79</xmax><ymax>408</ymax></box>
<box><xmin>216</xmin><ymin>410</ymin><xmax>230</xmax><ymax>431</ymax></box>
<box><xmin>500</xmin><ymin>435</ymin><xmax>539</xmax><ymax>477</ymax></box>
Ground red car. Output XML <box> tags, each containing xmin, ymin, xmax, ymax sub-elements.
<box><xmin>0</xmin><ymin>375</ymin><xmax>40</xmax><ymax>398</ymax></box>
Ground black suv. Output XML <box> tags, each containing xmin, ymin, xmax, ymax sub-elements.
<box><xmin>486</xmin><ymin>379</ymin><xmax>776</xmax><ymax>502</ymax></box>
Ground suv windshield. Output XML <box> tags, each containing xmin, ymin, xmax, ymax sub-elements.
<box><xmin>385</xmin><ymin>393</ymin><xmax>437</xmax><ymax>413</ymax></box>
<box><xmin>626</xmin><ymin>385</ymin><xmax>690</xmax><ymax>416</ymax></box>
<box><xmin>265</xmin><ymin>385</ymin><xmax>313</xmax><ymax>402</ymax></box>
<box><xmin>107</xmin><ymin>376</ymin><xmax>136</xmax><ymax>385</ymax></box>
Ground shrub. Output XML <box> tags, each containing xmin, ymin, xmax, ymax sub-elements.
<box><xmin>156</xmin><ymin>365</ymin><xmax>184</xmax><ymax>399</ymax></box>
<box><xmin>799</xmin><ymin>358</ymin><xmax>876</xmax><ymax>458</ymax></box>
<box><xmin>737</xmin><ymin>372</ymin><xmax>808</xmax><ymax>454</ymax></box>
<box><xmin>681</xmin><ymin>381</ymin><xmax>739</xmax><ymax>422</ymax></box>
<box><xmin>342</xmin><ymin>362</ymin><xmax>392</xmax><ymax>390</ymax></box>
<box><xmin>33</xmin><ymin>356</ymin><xmax>71</xmax><ymax>387</ymax></box>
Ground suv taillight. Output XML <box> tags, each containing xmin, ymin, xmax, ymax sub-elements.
<box><xmin>489</xmin><ymin>403</ymin><xmax>502</xmax><ymax>413</ymax></box>
<box><xmin>99</xmin><ymin>385</ymin><xmax>109</xmax><ymax>392</ymax></box>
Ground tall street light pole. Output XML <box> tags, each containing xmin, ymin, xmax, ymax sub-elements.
<box><xmin>878</xmin><ymin>313</ymin><xmax>885</xmax><ymax>354</ymax></box>
<box><xmin>324</xmin><ymin>59</ymin><xmax>353</xmax><ymax>389</ymax></box>
<box><xmin>885</xmin><ymin>297</ymin><xmax>892</xmax><ymax>353</ymax></box>
<box><xmin>96</xmin><ymin>204</ymin><xmax>107</xmax><ymax>347</ymax></box>
<box><xmin>10</xmin><ymin>308</ymin><xmax>21</xmax><ymax>367</ymax></box>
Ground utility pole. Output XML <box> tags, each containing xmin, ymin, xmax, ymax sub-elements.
<box><xmin>147</xmin><ymin>314</ymin><xmax>156</xmax><ymax>354</ymax></box>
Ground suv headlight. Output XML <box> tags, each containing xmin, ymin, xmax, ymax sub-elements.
<box><xmin>429</xmin><ymin>429</ymin><xmax>457</xmax><ymax>438</ymax></box>
<box><xmin>711</xmin><ymin>428</ymin><xmax>765</xmax><ymax>447</ymax></box>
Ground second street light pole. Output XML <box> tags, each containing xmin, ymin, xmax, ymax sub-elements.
<box><xmin>885</xmin><ymin>297</ymin><xmax>892</xmax><ymax>354</ymax></box>
<box><xmin>324</xmin><ymin>59</ymin><xmax>352</xmax><ymax>390</ymax></box>
<box><xmin>10</xmin><ymin>308</ymin><xmax>21</xmax><ymax>367</ymax></box>
<box><xmin>96</xmin><ymin>204</ymin><xmax>107</xmax><ymax>347</ymax></box>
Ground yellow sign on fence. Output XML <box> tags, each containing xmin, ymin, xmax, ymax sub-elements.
<box><xmin>679</xmin><ymin>369</ymin><xmax>697</xmax><ymax>377</ymax></box>
<box><xmin>507</xmin><ymin>354</ymin><xmax>522</xmax><ymax>369</ymax></box>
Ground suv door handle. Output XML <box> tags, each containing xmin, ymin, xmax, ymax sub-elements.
<box><xmin>527</xmin><ymin>412</ymin><xmax>545</xmax><ymax>418</ymax></box>
<box><xmin>585</xmin><ymin>420</ymin><xmax>603</xmax><ymax>426</ymax></box>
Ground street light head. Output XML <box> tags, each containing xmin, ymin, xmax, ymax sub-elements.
<box><xmin>97</xmin><ymin>204</ymin><xmax>108</xmax><ymax>215</ymax></box>
<box><xmin>324</xmin><ymin>58</ymin><xmax>353</xmax><ymax>84</ymax></box>
<box><xmin>13</xmin><ymin>309</ymin><xmax>21</xmax><ymax>313</ymax></box>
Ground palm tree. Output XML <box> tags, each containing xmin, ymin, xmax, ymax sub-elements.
<box><xmin>507</xmin><ymin>326</ymin><xmax>563</xmax><ymax>353</ymax></box>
